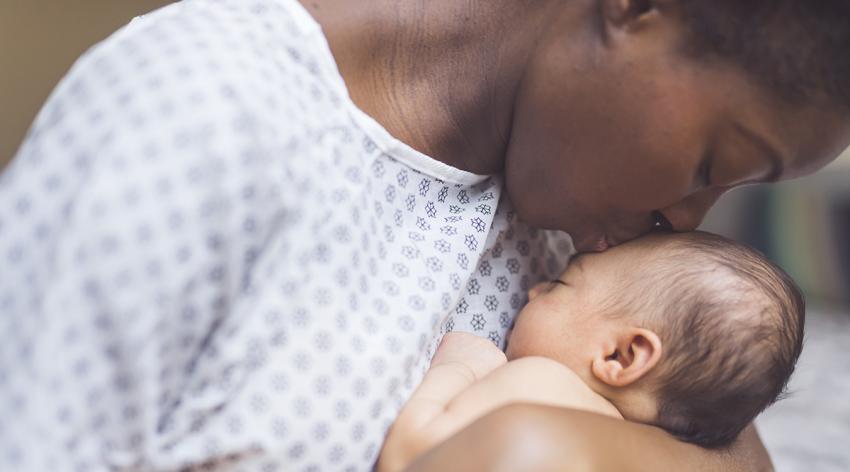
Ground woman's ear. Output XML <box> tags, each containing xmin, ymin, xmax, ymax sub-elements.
<box><xmin>600</xmin><ymin>0</ymin><xmax>660</xmax><ymax>32</ymax></box>
<box><xmin>591</xmin><ymin>327</ymin><xmax>662</xmax><ymax>388</ymax></box>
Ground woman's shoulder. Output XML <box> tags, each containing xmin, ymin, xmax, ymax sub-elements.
<box><xmin>67</xmin><ymin>0</ymin><xmax>340</xmax><ymax>118</ymax></box>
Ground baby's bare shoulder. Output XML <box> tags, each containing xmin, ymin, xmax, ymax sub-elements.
<box><xmin>494</xmin><ymin>357</ymin><xmax>623</xmax><ymax>419</ymax></box>
<box><xmin>499</xmin><ymin>356</ymin><xmax>585</xmax><ymax>383</ymax></box>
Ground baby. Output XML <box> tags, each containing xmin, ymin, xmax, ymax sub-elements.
<box><xmin>378</xmin><ymin>231</ymin><xmax>804</xmax><ymax>471</ymax></box>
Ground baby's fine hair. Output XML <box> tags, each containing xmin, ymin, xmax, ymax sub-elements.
<box><xmin>620</xmin><ymin>231</ymin><xmax>804</xmax><ymax>448</ymax></box>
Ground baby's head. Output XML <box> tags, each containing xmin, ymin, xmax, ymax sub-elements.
<box><xmin>506</xmin><ymin>231</ymin><xmax>804</xmax><ymax>448</ymax></box>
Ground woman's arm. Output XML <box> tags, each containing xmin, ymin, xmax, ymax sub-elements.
<box><xmin>382</xmin><ymin>356</ymin><xmax>623</xmax><ymax>472</ymax></box>
<box><xmin>406</xmin><ymin>404</ymin><xmax>773</xmax><ymax>472</ymax></box>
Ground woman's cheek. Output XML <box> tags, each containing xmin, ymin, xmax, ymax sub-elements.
<box><xmin>617</xmin><ymin>169</ymin><xmax>694</xmax><ymax>214</ymax></box>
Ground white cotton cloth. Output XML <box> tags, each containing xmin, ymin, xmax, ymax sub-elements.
<box><xmin>0</xmin><ymin>0</ymin><xmax>574</xmax><ymax>470</ymax></box>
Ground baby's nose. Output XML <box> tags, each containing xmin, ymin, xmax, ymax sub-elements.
<box><xmin>527</xmin><ymin>282</ymin><xmax>549</xmax><ymax>300</ymax></box>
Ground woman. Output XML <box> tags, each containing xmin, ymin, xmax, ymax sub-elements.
<box><xmin>1</xmin><ymin>0</ymin><xmax>848</xmax><ymax>470</ymax></box>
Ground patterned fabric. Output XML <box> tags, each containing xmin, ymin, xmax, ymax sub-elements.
<box><xmin>0</xmin><ymin>0</ymin><xmax>573</xmax><ymax>470</ymax></box>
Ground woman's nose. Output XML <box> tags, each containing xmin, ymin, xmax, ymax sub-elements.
<box><xmin>657</xmin><ymin>188</ymin><xmax>726</xmax><ymax>232</ymax></box>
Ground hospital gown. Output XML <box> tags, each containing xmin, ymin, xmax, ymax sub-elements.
<box><xmin>0</xmin><ymin>0</ymin><xmax>573</xmax><ymax>470</ymax></box>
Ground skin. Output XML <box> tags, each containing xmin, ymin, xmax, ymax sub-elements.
<box><xmin>506</xmin><ymin>234</ymin><xmax>671</xmax><ymax>422</ymax></box>
<box><xmin>303</xmin><ymin>0</ymin><xmax>850</xmax><ymax>254</ymax></box>
<box><xmin>301</xmin><ymin>0</ymin><xmax>850</xmax><ymax>469</ymax></box>
<box><xmin>407</xmin><ymin>405</ymin><xmax>774</xmax><ymax>472</ymax></box>
<box><xmin>377</xmin><ymin>332</ymin><xmax>623</xmax><ymax>472</ymax></box>
<box><xmin>381</xmin><ymin>232</ymin><xmax>780</xmax><ymax>471</ymax></box>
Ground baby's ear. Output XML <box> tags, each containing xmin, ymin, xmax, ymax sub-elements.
<box><xmin>591</xmin><ymin>327</ymin><xmax>662</xmax><ymax>388</ymax></box>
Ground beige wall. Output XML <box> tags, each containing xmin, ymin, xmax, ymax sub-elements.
<box><xmin>0</xmin><ymin>0</ymin><xmax>173</xmax><ymax>168</ymax></box>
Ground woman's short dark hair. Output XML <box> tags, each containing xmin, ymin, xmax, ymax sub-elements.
<box><xmin>675</xmin><ymin>0</ymin><xmax>850</xmax><ymax>110</ymax></box>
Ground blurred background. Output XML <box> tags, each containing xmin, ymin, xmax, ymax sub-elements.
<box><xmin>701</xmin><ymin>156</ymin><xmax>850</xmax><ymax>472</ymax></box>
<box><xmin>1</xmin><ymin>2</ymin><xmax>848</xmax><ymax>470</ymax></box>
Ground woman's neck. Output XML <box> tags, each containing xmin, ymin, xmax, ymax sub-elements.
<box><xmin>300</xmin><ymin>0</ymin><xmax>562</xmax><ymax>174</ymax></box>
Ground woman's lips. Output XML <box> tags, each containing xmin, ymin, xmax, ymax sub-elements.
<box><xmin>576</xmin><ymin>233</ymin><xmax>621</xmax><ymax>253</ymax></box>
<box><xmin>593</xmin><ymin>238</ymin><xmax>609</xmax><ymax>252</ymax></box>
<box><xmin>593</xmin><ymin>234</ymin><xmax>620</xmax><ymax>252</ymax></box>
<box><xmin>571</xmin><ymin>234</ymin><xmax>609</xmax><ymax>253</ymax></box>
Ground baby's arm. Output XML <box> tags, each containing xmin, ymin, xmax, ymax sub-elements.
<box><xmin>378</xmin><ymin>333</ymin><xmax>622</xmax><ymax>472</ymax></box>
<box><xmin>378</xmin><ymin>332</ymin><xmax>509</xmax><ymax>472</ymax></box>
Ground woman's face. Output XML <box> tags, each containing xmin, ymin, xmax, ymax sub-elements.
<box><xmin>504</xmin><ymin>5</ymin><xmax>850</xmax><ymax>253</ymax></box>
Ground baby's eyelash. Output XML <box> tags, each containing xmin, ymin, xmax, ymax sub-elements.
<box><xmin>551</xmin><ymin>279</ymin><xmax>569</xmax><ymax>287</ymax></box>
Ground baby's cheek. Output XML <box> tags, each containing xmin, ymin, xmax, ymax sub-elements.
<box><xmin>504</xmin><ymin>320</ymin><xmax>531</xmax><ymax>360</ymax></box>
<box><xmin>505</xmin><ymin>309</ymin><xmax>552</xmax><ymax>359</ymax></box>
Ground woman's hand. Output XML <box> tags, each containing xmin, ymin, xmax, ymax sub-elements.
<box><xmin>405</xmin><ymin>404</ymin><xmax>773</xmax><ymax>472</ymax></box>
